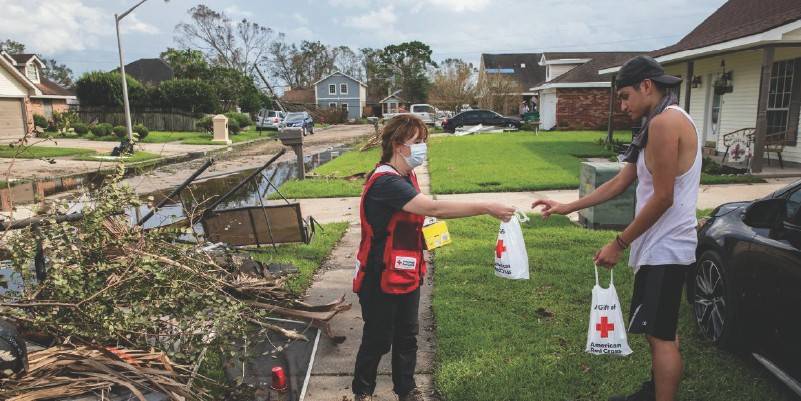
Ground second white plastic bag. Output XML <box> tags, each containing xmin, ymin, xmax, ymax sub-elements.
<box><xmin>585</xmin><ymin>265</ymin><xmax>633</xmax><ymax>356</ymax></box>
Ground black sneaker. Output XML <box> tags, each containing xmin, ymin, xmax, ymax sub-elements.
<box><xmin>608</xmin><ymin>380</ymin><xmax>655</xmax><ymax>401</ymax></box>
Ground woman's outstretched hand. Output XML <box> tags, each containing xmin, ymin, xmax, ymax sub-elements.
<box><xmin>487</xmin><ymin>203</ymin><xmax>516</xmax><ymax>222</ymax></box>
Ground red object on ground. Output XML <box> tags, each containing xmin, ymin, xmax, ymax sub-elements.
<box><xmin>271</xmin><ymin>366</ymin><xmax>288</xmax><ymax>392</ymax></box>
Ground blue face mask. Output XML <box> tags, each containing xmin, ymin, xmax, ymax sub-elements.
<box><xmin>403</xmin><ymin>143</ymin><xmax>427</xmax><ymax>169</ymax></box>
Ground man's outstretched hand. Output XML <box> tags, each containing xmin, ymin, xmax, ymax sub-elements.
<box><xmin>531</xmin><ymin>199</ymin><xmax>571</xmax><ymax>219</ymax></box>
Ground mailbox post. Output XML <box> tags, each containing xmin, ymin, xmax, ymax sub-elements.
<box><xmin>278</xmin><ymin>127</ymin><xmax>305</xmax><ymax>180</ymax></box>
<box><xmin>212</xmin><ymin>114</ymin><xmax>231</xmax><ymax>144</ymax></box>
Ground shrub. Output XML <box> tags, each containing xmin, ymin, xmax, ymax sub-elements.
<box><xmin>76</xmin><ymin>71</ymin><xmax>145</xmax><ymax>108</ymax></box>
<box><xmin>51</xmin><ymin>110</ymin><xmax>79</xmax><ymax>133</ymax></box>
<box><xmin>224</xmin><ymin>112</ymin><xmax>252</xmax><ymax>129</ymax></box>
<box><xmin>33</xmin><ymin>114</ymin><xmax>48</xmax><ymax>129</ymax></box>
<box><xmin>133</xmin><ymin>124</ymin><xmax>149</xmax><ymax>141</ymax></box>
<box><xmin>196</xmin><ymin>116</ymin><xmax>213</xmax><ymax>133</ymax></box>
<box><xmin>91</xmin><ymin>123</ymin><xmax>113</xmax><ymax>137</ymax></box>
<box><xmin>113</xmin><ymin>125</ymin><xmax>127</xmax><ymax>139</ymax></box>
<box><xmin>72</xmin><ymin>122</ymin><xmax>89</xmax><ymax>135</ymax></box>
<box><xmin>227</xmin><ymin>118</ymin><xmax>241</xmax><ymax>135</ymax></box>
<box><xmin>158</xmin><ymin>79</ymin><xmax>218</xmax><ymax>113</ymax></box>
<box><xmin>314</xmin><ymin>108</ymin><xmax>347</xmax><ymax>124</ymax></box>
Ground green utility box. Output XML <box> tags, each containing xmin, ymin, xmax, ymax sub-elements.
<box><xmin>579</xmin><ymin>161</ymin><xmax>636</xmax><ymax>230</ymax></box>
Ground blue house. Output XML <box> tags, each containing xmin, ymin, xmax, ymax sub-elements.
<box><xmin>314</xmin><ymin>71</ymin><xmax>367</xmax><ymax>120</ymax></box>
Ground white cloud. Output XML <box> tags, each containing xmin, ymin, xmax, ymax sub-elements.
<box><xmin>328</xmin><ymin>0</ymin><xmax>369</xmax><ymax>8</ymax></box>
<box><xmin>292</xmin><ymin>13</ymin><xmax>309</xmax><ymax>26</ymax></box>
<box><xmin>422</xmin><ymin>0</ymin><xmax>491</xmax><ymax>12</ymax></box>
<box><xmin>343</xmin><ymin>5</ymin><xmax>397</xmax><ymax>31</ymax></box>
<box><xmin>120</xmin><ymin>13</ymin><xmax>159</xmax><ymax>35</ymax></box>
<box><xmin>224</xmin><ymin>5</ymin><xmax>254</xmax><ymax>18</ymax></box>
<box><xmin>0</xmin><ymin>0</ymin><xmax>108</xmax><ymax>54</ymax></box>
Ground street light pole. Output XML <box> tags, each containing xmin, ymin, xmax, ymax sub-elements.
<box><xmin>115</xmin><ymin>0</ymin><xmax>150</xmax><ymax>145</ymax></box>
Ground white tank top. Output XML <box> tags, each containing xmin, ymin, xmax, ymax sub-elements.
<box><xmin>628</xmin><ymin>105</ymin><xmax>702</xmax><ymax>272</ymax></box>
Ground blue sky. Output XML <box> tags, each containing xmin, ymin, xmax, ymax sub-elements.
<box><xmin>0</xmin><ymin>0</ymin><xmax>727</xmax><ymax>86</ymax></box>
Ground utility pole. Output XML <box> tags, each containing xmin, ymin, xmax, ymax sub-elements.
<box><xmin>254</xmin><ymin>65</ymin><xmax>286</xmax><ymax>113</ymax></box>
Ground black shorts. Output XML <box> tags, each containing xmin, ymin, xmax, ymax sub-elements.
<box><xmin>628</xmin><ymin>264</ymin><xmax>689</xmax><ymax>341</ymax></box>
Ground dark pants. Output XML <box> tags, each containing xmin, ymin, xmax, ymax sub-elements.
<box><xmin>352</xmin><ymin>280</ymin><xmax>420</xmax><ymax>396</ymax></box>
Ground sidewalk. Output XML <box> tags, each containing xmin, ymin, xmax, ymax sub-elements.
<box><xmin>297</xmin><ymin>177</ymin><xmax>799</xmax><ymax>226</ymax></box>
<box><xmin>302</xmin><ymin>163</ymin><xmax>438</xmax><ymax>401</ymax></box>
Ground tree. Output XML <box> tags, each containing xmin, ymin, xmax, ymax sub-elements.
<box><xmin>75</xmin><ymin>71</ymin><xmax>145</xmax><ymax>108</ymax></box>
<box><xmin>476</xmin><ymin>71</ymin><xmax>522</xmax><ymax>115</ymax></box>
<box><xmin>158</xmin><ymin>79</ymin><xmax>218</xmax><ymax>113</ymax></box>
<box><xmin>332</xmin><ymin>46</ymin><xmax>363</xmax><ymax>80</ymax></box>
<box><xmin>174</xmin><ymin>5</ymin><xmax>274</xmax><ymax>74</ymax></box>
<box><xmin>0</xmin><ymin>39</ymin><xmax>25</xmax><ymax>54</ymax></box>
<box><xmin>377</xmin><ymin>41</ymin><xmax>437</xmax><ymax>103</ymax></box>
<box><xmin>429</xmin><ymin>58</ymin><xmax>477</xmax><ymax>110</ymax></box>
<box><xmin>360</xmin><ymin>47</ymin><xmax>387</xmax><ymax>101</ymax></box>
<box><xmin>42</xmin><ymin>59</ymin><xmax>74</xmax><ymax>87</ymax></box>
<box><xmin>266</xmin><ymin>38</ymin><xmax>340</xmax><ymax>89</ymax></box>
<box><xmin>160</xmin><ymin>48</ymin><xmax>209</xmax><ymax>80</ymax></box>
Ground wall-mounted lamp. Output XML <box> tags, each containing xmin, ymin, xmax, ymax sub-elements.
<box><xmin>714</xmin><ymin>60</ymin><xmax>734</xmax><ymax>95</ymax></box>
<box><xmin>691</xmin><ymin>75</ymin><xmax>703</xmax><ymax>88</ymax></box>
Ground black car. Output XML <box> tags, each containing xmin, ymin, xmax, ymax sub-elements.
<box><xmin>693</xmin><ymin>179</ymin><xmax>801</xmax><ymax>396</ymax></box>
<box><xmin>442</xmin><ymin>109</ymin><xmax>521</xmax><ymax>133</ymax></box>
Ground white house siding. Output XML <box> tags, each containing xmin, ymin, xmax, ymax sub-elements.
<box><xmin>547</xmin><ymin>64</ymin><xmax>579</xmax><ymax>81</ymax></box>
<box><xmin>663</xmin><ymin>47</ymin><xmax>801</xmax><ymax>164</ymax></box>
<box><xmin>0</xmin><ymin>66</ymin><xmax>28</xmax><ymax>97</ymax></box>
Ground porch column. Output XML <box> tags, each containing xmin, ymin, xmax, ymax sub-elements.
<box><xmin>606</xmin><ymin>74</ymin><xmax>616</xmax><ymax>145</ymax></box>
<box><xmin>752</xmin><ymin>47</ymin><xmax>775</xmax><ymax>173</ymax></box>
<box><xmin>684</xmin><ymin>61</ymin><xmax>694</xmax><ymax>113</ymax></box>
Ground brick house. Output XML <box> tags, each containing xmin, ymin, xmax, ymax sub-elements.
<box><xmin>0</xmin><ymin>51</ymin><xmax>77</xmax><ymax>138</ymax></box>
<box><xmin>531</xmin><ymin>52</ymin><xmax>642</xmax><ymax>130</ymax></box>
<box><xmin>600</xmin><ymin>0</ymin><xmax>801</xmax><ymax>171</ymax></box>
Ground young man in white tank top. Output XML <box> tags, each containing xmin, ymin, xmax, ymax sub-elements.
<box><xmin>533</xmin><ymin>56</ymin><xmax>701</xmax><ymax>401</ymax></box>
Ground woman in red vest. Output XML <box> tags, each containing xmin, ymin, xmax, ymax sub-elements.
<box><xmin>352</xmin><ymin>115</ymin><xmax>515</xmax><ymax>401</ymax></box>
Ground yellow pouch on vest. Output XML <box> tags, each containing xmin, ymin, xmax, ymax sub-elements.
<box><xmin>422</xmin><ymin>220</ymin><xmax>451</xmax><ymax>250</ymax></box>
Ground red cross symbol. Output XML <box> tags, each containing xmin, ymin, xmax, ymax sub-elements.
<box><xmin>596</xmin><ymin>316</ymin><xmax>615</xmax><ymax>338</ymax></box>
<box><xmin>495</xmin><ymin>239</ymin><xmax>506</xmax><ymax>258</ymax></box>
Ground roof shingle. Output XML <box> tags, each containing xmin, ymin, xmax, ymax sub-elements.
<box><xmin>481</xmin><ymin>53</ymin><xmax>546</xmax><ymax>91</ymax></box>
<box><xmin>651</xmin><ymin>0</ymin><xmax>801</xmax><ymax>58</ymax></box>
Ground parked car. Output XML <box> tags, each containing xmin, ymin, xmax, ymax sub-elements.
<box><xmin>256</xmin><ymin>109</ymin><xmax>285</xmax><ymax>131</ymax></box>
<box><xmin>280</xmin><ymin>112</ymin><xmax>314</xmax><ymax>135</ymax></box>
<box><xmin>692</xmin><ymin>179</ymin><xmax>801</xmax><ymax>396</ymax></box>
<box><xmin>442</xmin><ymin>109</ymin><xmax>521</xmax><ymax>133</ymax></box>
<box><xmin>383</xmin><ymin>103</ymin><xmax>439</xmax><ymax>125</ymax></box>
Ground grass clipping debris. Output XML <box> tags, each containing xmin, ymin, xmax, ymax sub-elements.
<box><xmin>0</xmin><ymin>169</ymin><xmax>310</xmax><ymax>399</ymax></box>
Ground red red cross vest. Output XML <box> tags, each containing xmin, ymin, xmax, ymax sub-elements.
<box><xmin>353</xmin><ymin>164</ymin><xmax>426</xmax><ymax>295</ymax></box>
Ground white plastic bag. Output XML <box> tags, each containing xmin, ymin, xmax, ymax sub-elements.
<box><xmin>493</xmin><ymin>211</ymin><xmax>529</xmax><ymax>280</ymax></box>
<box><xmin>585</xmin><ymin>265</ymin><xmax>633</xmax><ymax>356</ymax></box>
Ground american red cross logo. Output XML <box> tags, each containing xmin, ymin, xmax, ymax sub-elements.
<box><xmin>596</xmin><ymin>316</ymin><xmax>614</xmax><ymax>338</ymax></box>
<box><xmin>495</xmin><ymin>239</ymin><xmax>506</xmax><ymax>258</ymax></box>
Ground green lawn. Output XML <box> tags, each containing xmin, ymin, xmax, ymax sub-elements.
<box><xmin>275</xmin><ymin>147</ymin><xmax>379</xmax><ymax>199</ymax></box>
<box><xmin>433</xmin><ymin>215</ymin><xmax>796</xmax><ymax>401</ymax></box>
<box><xmin>428</xmin><ymin>131</ymin><xmax>621</xmax><ymax>194</ymax></box>
<box><xmin>85</xmin><ymin>128</ymin><xmax>275</xmax><ymax>145</ymax></box>
<box><xmin>250</xmin><ymin>222</ymin><xmax>348</xmax><ymax>294</ymax></box>
<box><xmin>428</xmin><ymin>131</ymin><xmax>764</xmax><ymax>193</ymax></box>
<box><xmin>0</xmin><ymin>145</ymin><xmax>95</xmax><ymax>159</ymax></box>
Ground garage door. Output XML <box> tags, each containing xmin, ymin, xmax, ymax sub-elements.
<box><xmin>0</xmin><ymin>98</ymin><xmax>24</xmax><ymax>138</ymax></box>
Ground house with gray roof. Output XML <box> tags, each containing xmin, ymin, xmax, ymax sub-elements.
<box><xmin>478</xmin><ymin>53</ymin><xmax>546</xmax><ymax>115</ymax></box>
<box><xmin>600</xmin><ymin>0</ymin><xmax>801</xmax><ymax>171</ymax></box>
<box><xmin>313</xmin><ymin>71</ymin><xmax>367</xmax><ymax>120</ymax></box>
<box><xmin>531</xmin><ymin>52</ymin><xmax>642</xmax><ymax>130</ymax></box>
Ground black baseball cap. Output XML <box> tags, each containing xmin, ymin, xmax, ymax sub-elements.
<box><xmin>615</xmin><ymin>55</ymin><xmax>682</xmax><ymax>88</ymax></box>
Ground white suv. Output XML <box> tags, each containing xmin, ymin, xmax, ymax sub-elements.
<box><xmin>256</xmin><ymin>110</ymin><xmax>285</xmax><ymax>131</ymax></box>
